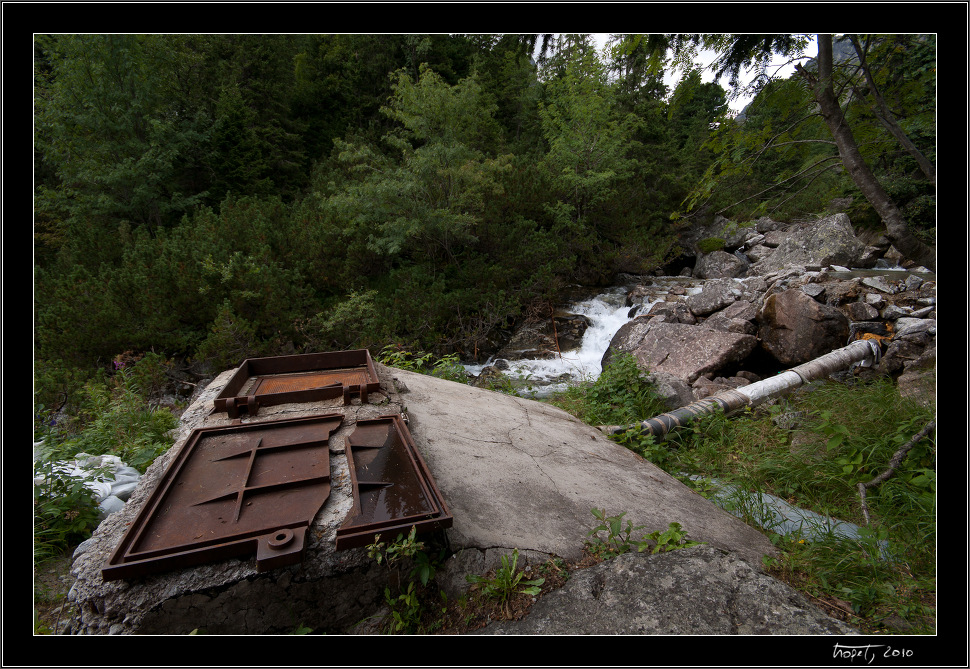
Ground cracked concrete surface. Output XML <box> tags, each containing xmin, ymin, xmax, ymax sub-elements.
<box><xmin>394</xmin><ymin>366</ymin><xmax>776</xmax><ymax>568</ymax></box>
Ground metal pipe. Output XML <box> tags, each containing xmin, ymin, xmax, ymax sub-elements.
<box><xmin>600</xmin><ymin>339</ymin><xmax>881</xmax><ymax>439</ymax></box>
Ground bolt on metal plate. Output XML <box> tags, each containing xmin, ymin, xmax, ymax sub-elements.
<box><xmin>102</xmin><ymin>414</ymin><xmax>343</xmax><ymax>581</ymax></box>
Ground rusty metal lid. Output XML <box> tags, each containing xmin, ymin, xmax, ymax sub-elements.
<box><xmin>336</xmin><ymin>414</ymin><xmax>452</xmax><ymax>550</ymax></box>
<box><xmin>102</xmin><ymin>414</ymin><xmax>343</xmax><ymax>581</ymax></box>
<box><xmin>213</xmin><ymin>350</ymin><xmax>381</xmax><ymax>418</ymax></box>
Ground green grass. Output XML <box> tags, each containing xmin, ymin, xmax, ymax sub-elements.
<box><xmin>545</xmin><ymin>372</ymin><xmax>936</xmax><ymax>634</ymax></box>
<box><xmin>33</xmin><ymin>361</ymin><xmax>179</xmax><ymax>564</ymax></box>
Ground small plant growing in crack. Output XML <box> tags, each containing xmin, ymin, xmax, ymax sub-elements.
<box><xmin>366</xmin><ymin>525</ymin><xmax>441</xmax><ymax>633</ymax></box>
<box><xmin>466</xmin><ymin>549</ymin><xmax>545</xmax><ymax>617</ymax></box>
<box><xmin>586</xmin><ymin>508</ymin><xmax>705</xmax><ymax>558</ymax></box>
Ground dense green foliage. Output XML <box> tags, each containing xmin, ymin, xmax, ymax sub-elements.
<box><xmin>676</xmin><ymin>34</ymin><xmax>936</xmax><ymax>241</ymax></box>
<box><xmin>35</xmin><ymin>33</ymin><xmax>935</xmax><ymax>391</ymax></box>
<box><xmin>34</xmin><ymin>34</ymin><xmax>705</xmax><ymax>401</ymax></box>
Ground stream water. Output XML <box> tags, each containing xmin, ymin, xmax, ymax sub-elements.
<box><xmin>463</xmin><ymin>276</ymin><xmax>705</xmax><ymax>397</ymax></box>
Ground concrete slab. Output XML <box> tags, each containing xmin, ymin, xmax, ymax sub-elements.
<box><xmin>389</xmin><ymin>366</ymin><xmax>776</xmax><ymax>567</ymax></box>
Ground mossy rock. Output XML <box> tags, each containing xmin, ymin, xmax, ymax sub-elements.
<box><xmin>697</xmin><ymin>237</ymin><xmax>726</xmax><ymax>254</ymax></box>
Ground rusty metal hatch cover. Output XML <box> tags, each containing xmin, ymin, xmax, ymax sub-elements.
<box><xmin>213</xmin><ymin>350</ymin><xmax>381</xmax><ymax>418</ymax></box>
<box><xmin>336</xmin><ymin>414</ymin><xmax>453</xmax><ymax>550</ymax></box>
<box><xmin>102</xmin><ymin>414</ymin><xmax>342</xmax><ymax>581</ymax></box>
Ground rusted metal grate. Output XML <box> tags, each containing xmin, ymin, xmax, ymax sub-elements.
<box><xmin>213</xmin><ymin>350</ymin><xmax>381</xmax><ymax>418</ymax></box>
<box><xmin>102</xmin><ymin>415</ymin><xmax>343</xmax><ymax>581</ymax></box>
<box><xmin>336</xmin><ymin>414</ymin><xmax>453</xmax><ymax>550</ymax></box>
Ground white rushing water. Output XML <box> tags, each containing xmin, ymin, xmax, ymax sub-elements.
<box><xmin>465</xmin><ymin>278</ymin><xmax>704</xmax><ymax>397</ymax></box>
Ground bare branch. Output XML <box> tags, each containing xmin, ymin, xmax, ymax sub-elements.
<box><xmin>715</xmin><ymin>154</ymin><xmax>841</xmax><ymax>215</ymax></box>
<box><xmin>769</xmin><ymin>162</ymin><xmax>842</xmax><ymax>213</ymax></box>
<box><xmin>857</xmin><ymin>420</ymin><xmax>936</xmax><ymax>525</ymax></box>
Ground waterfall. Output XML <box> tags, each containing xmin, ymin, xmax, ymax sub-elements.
<box><xmin>465</xmin><ymin>277</ymin><xmax>704</xmax><ymax>397</ymax></box>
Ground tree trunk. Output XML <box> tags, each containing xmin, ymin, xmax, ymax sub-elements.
<box><xmin>797</xmin><ymin>35</ymin><xmax>936</xmax><ymax>271</ymax></box>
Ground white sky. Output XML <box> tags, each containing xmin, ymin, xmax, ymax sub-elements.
<box><xmin>592</xmin><ymin>34</ymin><xmax>818</xmax><ymax>114</ymax></box>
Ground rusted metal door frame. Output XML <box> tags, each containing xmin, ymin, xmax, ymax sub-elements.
<box><xmin>102</xmin><ymin>414</ymin><xmax>343</xmax><ymax>581</ymax></box>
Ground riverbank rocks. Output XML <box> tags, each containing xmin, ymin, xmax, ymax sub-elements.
<box><xmin>603</xmin><ymin>211</ymin><xmax>935</xmax><ymax>409</ymax></box>
<box><xmin>748</xmin><ymin>214</ymin><xmax>866</xmax><ymax>275</ymax></box>
<box><xmin>757</xmin><ymin>288</ymin><xmax>851</xmax><ymax>366</ymax></box>
<box><xmin>493</xmin><ymin>311</ymin><xmax>591</xmax><ymax>361</ymax></box>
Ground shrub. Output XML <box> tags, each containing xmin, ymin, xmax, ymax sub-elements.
<box><xmin>550</xmin><ymin>351</ymin><xmax>667</xmax><ymax>427</ymax></box>
<box><xmin>54</xmin><ymin>370</ymin><xmax>178</xmax><ymax>473</ymax></box>
<box><xmin>298</xmin><ymin>290</ymin><xmax>387</xmax><ymax>352</ymax></box>
<box><xmin>697</xmin><ymin>236</ymin><xmax>726</xmax><ymax>253</ymax></box>
<box><xmin>33</xmin><ymin>457</ymin><xmax>103</xmax><ymax>561</ymax></box>
<box><xmin>194</xmin><ymin>301</ymin><xmax>262</xmax><ymax>373</ymax></box>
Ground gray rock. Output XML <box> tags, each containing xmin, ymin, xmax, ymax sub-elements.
<box><xmin>694</xmin><ymin>249</ymin><xmax>747</xmax><ymax>279</ymax></box>
<box><xmin>741</xmin><ymin>233</ymin><xmax>765</xmax><ymax>248</ymax></box>
<box><xmin>904</xmin><ymin>274</ymin><xmax>925</xmax><ymax>291</ymax></box>
<box><xmin>800</xmin><ymin>283</ymin><xmax>827</xmax><ymax>299</ymax></box>
<box><xmin>881</xmin><ymin>304</ymin><xmax>912</xmax><ymax>320</ymax></box>
<box><xmin>861</xmin><ymin>276</ymin><xmax>899</xmax><ymax>294</ymax></box>
<box><xmin>894</xmin><ymin>318</ymin><xmax>936</xmax><ymax>338</ymax></box>
<box><xmin>744</xmin><ymin>244</ymin><xmax>775</xmax><ymax>263</ymax></box>
<box><xmin>750</xmin><ymin>214</ymin><xmax>865</xmax><ymax>276</ymax></box>
<box><xmin>644</xmin><ymin>371</ymin><xmax>696</xmax><ymax>410</ymax></box>
<box><xmin>686</xmin><ymin>279</ymin><xmax>742</xmax><ymax>316</ymax></box>
<box><xmin>897</xmin><ymin>346</ymin><xmax>936</xmax><ymax>406</ymax></box>
<box><xmin>644</xmin><ymin>301</ymin><xmax>696</xmax><ymax>325</ymax></box>
<box><xmin>478</xmin><ymin>546</ymin><xmax>857</xmax><ymax>635</ymax></box>
<box><xmin>756</xmin><ymin>216</ymin><xmax>785</xmax><ymax>233</ymax></box>
<box><xmin>720</xmin><ymin>299</ymin><xmax>758</xmax><ymax>322</ymax></box>
<box><xmin>843</xmin><ymin>301</ymin><xmax>880</xmax><ymax>321</ymax></box>
<box><xmin>758</xmin><ymin>289</ymin><xmax>850</xmax><ymax>366</ymax></box>
<box><xmin>615</xmin><ymin>321</ymin><xmax>757</xmax><ymax>384</ymax></box>
<box><xmin>699</xmin><ymin>313</ymin><xmax>757</xmax><ymax>335</ymax></box>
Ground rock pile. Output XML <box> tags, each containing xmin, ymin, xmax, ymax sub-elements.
<box><xmin>606</xmin><ymin>213</ymin><xmax>936</xmax><ymax>409</ymax></box>
<box><xmin>33</xmin><ymin>451</ymin><xmax>143</xmax><ymax>520</ymax></box>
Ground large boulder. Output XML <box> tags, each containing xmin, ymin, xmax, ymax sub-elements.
<box><xmin>478</xmin><ymin>545</ymin><xmax>858</xmax><ymax>635</ymax></box>
<box><xmin>750</xmin><ymin>213</ymin><xmax>865</xmax><ymax>275</ymax></box>
<box><xmin>605</xmin><ymin>320</ymin><xmax>757</xmax><ymax>384</ymax></box>
<box><xmin>694</xmin><ymin>249</ymin><xmax>748</xmax><ymax>279</ymax></box>
<box><xmin>67</xmin><ymin>361</ymin><xmax>777</xmax><ymax>635</ymax></box>
<box><xmin>758</xmin><ymin>288</ymin><xmax>851</xmax><ymax>366</ymax></box>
